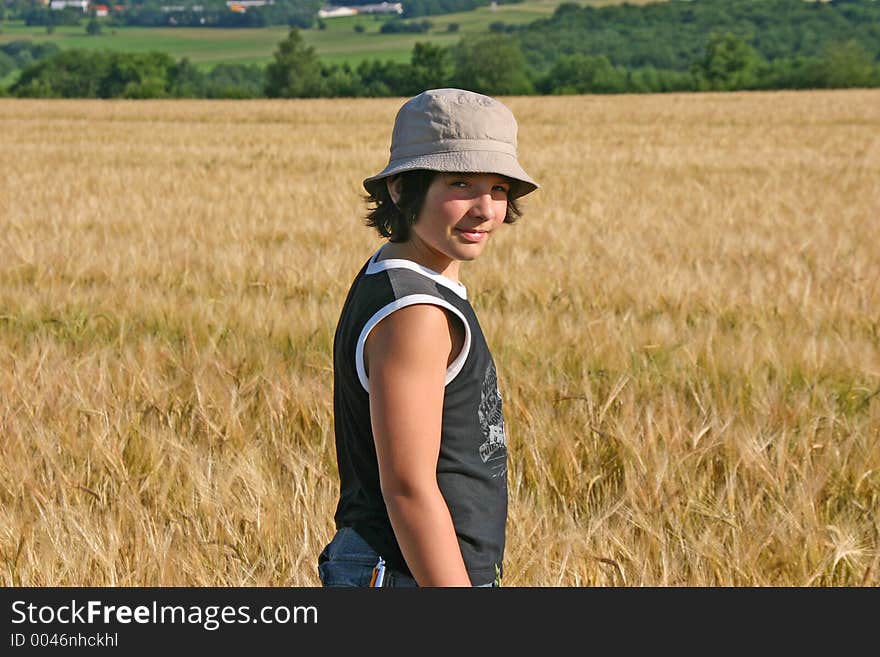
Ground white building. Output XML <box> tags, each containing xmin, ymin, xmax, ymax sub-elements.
<box><xmin>357</xmin><ymin>2</ymin><xmax>403</xmax><ymax>15</ymax></box>
<box><xmin>318</xmin><ymin>6</ymin><xmax>357</xmax><ymax>18</ymax></box>
<box><xmin>225</xmin><ymin>0</ymin><xmax>275</xmax><ymax>7</ymax></box>
<box><xmin>318</xmin><ymin>3</ymin><xmax>402</xmax><ymax>19</ymax></box>
<box><xmin>49</xmin><ymin>0</ymin><xmax>89</xmax><ymax>10</ymax></box>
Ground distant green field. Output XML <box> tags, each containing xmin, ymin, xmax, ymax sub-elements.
<box><xmin>0</xmin><ymin>0</ymin><xmax>622</xmax><ymax>69</ymax></box>
<box><xmin>0</xmin><ymin>23</ymin><xmax>291</xmax><ymax>68</ymax></box>
<box><xmin>307</xmin><ymin>2</ymin><xmax>563</xmax><ymax>65</ymax></box>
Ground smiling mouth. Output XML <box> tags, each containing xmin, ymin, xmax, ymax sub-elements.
<box><xmin>456</xmin><ymin>228</ymin><xmax>490</xmax><ymax>242</ymax></box>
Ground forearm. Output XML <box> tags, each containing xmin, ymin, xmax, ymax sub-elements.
<box><xmin>383</xmin><ymin>484</ymin><xmax>471</xmax><ymax>587</ymax></box>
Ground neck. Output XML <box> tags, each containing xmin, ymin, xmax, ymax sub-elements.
<box><xmin>380</xmin><ymin>240</ymin><xmax>461</xmax><ymax>282</ymax></box>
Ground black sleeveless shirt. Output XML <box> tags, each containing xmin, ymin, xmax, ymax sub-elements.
<box><xmin>331</xmin><ymin>247</ymin><xmax>508</xmax><ymax>586</ymax></box>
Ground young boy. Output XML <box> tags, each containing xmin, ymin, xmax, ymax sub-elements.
<box><xmin>318</xmin><ymin>88</ymin><xmax>539</xmax><ymax>587</ymax></box>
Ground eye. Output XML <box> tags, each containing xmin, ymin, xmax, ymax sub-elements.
<box><xmin>493</xmin><ymin>184</ymin><xmax>510</xmax><ymax>195</ymax></box>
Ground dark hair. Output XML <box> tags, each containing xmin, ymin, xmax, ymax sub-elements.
<box><xmin>364</xmin><ymin>170</ymin><xmax>523</xmax><ymax>242</ymax></box>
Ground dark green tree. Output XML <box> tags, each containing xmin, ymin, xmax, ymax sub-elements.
<box><xmin>264</xmin><ymin>27</ymin><xmax>325</xmax><ymax>98</ymax></box>
<box><xmin>0</xmin><ymin>51</ymin><xmax>16</xmax><ymax>79</ymax></box>
<box><xmin>98</xmin><ymin>52</ymin><xmax>176</xmax><ymax>98</ymax></box>
<box><xmin>169</xmin><ymin>57</ymin><xmax>207</xmax><ymax>98</ymax></box>
<box><xmin>321</xmin><ymin>62</ymin><xmax>362</xmax><ymax>98</ymax></box>
<box><xmin>539</xmin><ymin>53</ymin><xmax>627</xmax><ymax>94</ymax></box>
<box><xmin>356</xmin><ymin>59</ymin><xmax>413</xmax><ymax>96</ymax></box>
<box><xmin>817</xmin><ymin>40</ymin><xmax>876</xmax><ymax>89</ymax></box>
<box><xmin>204</xmin><ymin>63</ymin><xmax>265</xmax><ymax>99</ymax></box>
<box><xmin>451</xmin><ymin>35</ymin><xmax>533</xmax><ymax>96</ymax></box>
<box><xmin>11</xmin><ymin>50</ymin><xmax>110</xmax><ymax>97</ymax></box>
<box><xmin>694</xmin><ymin>32</ymin><xmax>763</xmax><ymax>90</ymax></box>
<box><xmin>409</xmin><ymin>41</ymin><xmax>449</xmax><ymax>92</ymax></box>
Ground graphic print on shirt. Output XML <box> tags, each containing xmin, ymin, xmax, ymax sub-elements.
<box><xmin>478</xmin><ymin>361</ymin><xmax>507</xmax><ymax>479</ymax></box>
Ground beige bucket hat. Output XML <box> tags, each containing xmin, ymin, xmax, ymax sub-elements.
<box><xmin>363</xmin><ymin>88</ymin><xmax>539</xmax><ymax>199</ymax></box>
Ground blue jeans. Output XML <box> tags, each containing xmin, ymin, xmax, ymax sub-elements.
<box><xmin>317</xmin><ymin>527</ymin><xmax>418</xmax><ymax>587</ymax></box>
<box><xmin>317</xmin><ymin>527</ymin><xmax>498</xmax><ymax>587</ymax></box>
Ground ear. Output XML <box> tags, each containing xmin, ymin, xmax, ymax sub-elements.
<box><xmin>386</xmin><ymin>175</ymin><xmax>402</xmax><ymax>206</ymax></box>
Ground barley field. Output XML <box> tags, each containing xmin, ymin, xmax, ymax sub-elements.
<box><xmin>1</xmin><ymin>90</ymin><xmax>878</xmax><ymax>587</ymax></box>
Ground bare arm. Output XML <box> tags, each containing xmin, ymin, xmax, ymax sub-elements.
<box><xmin>364</xmin><ymin>303</ymin><xmax>471</xmax><ymax>587</ymax></box>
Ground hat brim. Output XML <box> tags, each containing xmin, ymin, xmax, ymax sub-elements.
<box><xmin>363</xmin><ymin>150</ymin><xmax>539</xmax><ymax>200</ymax></box>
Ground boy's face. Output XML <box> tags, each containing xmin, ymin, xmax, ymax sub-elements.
<box><xmin>409</xmin><ymin>172</ymin><xmax>510</xmax><ymax>266</ymax></box>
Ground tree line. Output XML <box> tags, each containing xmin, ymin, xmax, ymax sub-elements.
<box><xmin>516</xmin><ymin>0</ymin><xmax>880</xmax><ymax>73</ymax></box>
<box><xmin>3</xmin><ymin>0</ymin><xmax>880</xmax><ymax>98</ymax></box>
<box><xmin>0</xmin><ymin>39</ymin><xmax>59</xmax><ymax>81</ymax></box>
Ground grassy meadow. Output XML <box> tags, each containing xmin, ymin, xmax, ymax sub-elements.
<box><xmin>0</xmin><ymin>22</ymin><xmax>291</xmax><ymax>68</ymax></box>
<box><xmin>0</xmin><ymin>1</ymin><xmax>596</xmax><ymax>68</ymax></box>
<box><xmin>1</xmin><ymin>90</ymin><xmax>878</xmax><ymax>586</ymax></box>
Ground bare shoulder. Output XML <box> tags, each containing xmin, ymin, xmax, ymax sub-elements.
<box><xmin>365</xmin><ymin>304</ymin><xmax>464</xmax><ymax>373</ymax></box>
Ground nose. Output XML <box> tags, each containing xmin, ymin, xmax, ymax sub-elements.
<box><xmin>469</xmin><ymin>190</ymin><xmax>497</xmax><ymax>221</ymax></box>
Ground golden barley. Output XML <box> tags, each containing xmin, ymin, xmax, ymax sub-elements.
<box><xmin>1</xmin><ymin>91</ymin><xmax>878</xmax><ymax>586</ymax></box>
